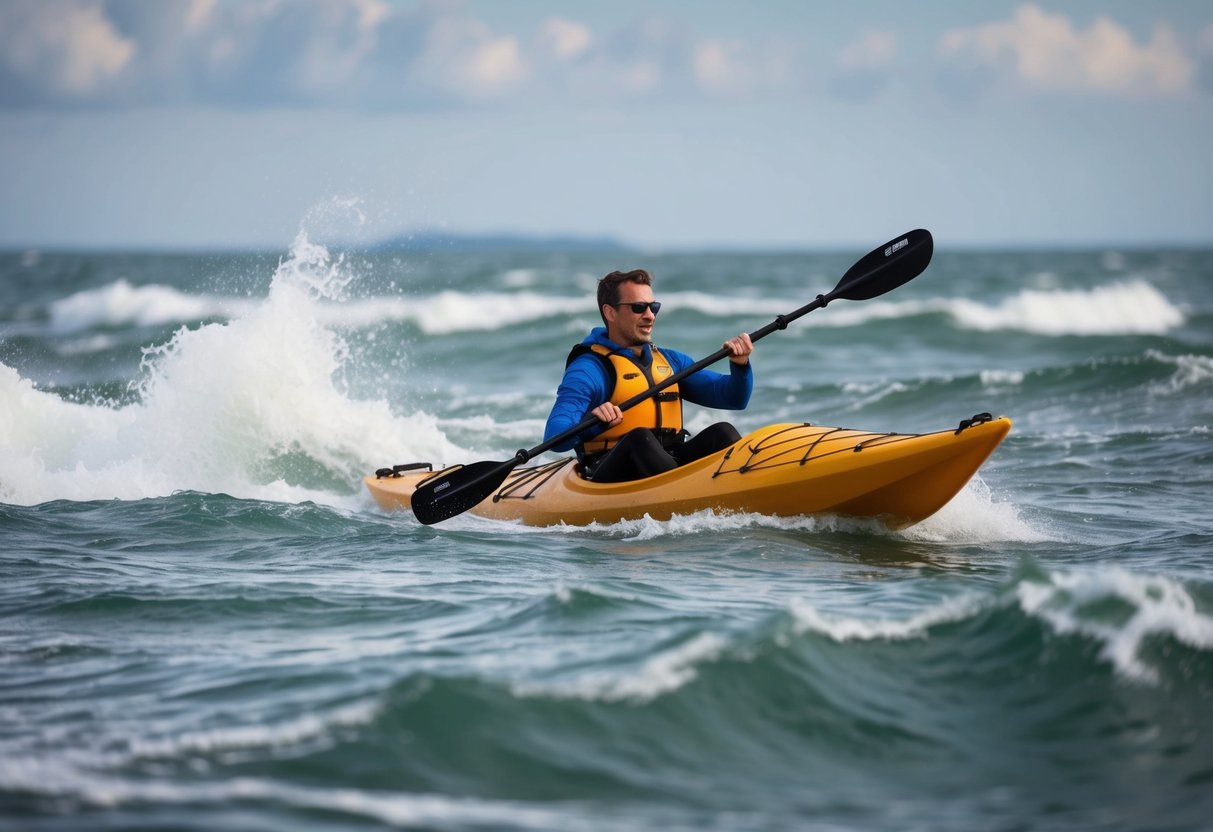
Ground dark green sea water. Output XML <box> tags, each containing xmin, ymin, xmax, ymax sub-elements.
<box><xmin>2</xmin><ymin>238</ymin><xmax>1212</xmax><ymax>830</ymax></box>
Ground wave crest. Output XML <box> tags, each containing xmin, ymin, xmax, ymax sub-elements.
<box><xmin>49</xmin><ymin>279</ymin><xmax>254</xmax><ymax>333</ymax></box>
<box><xmin>948</xmin><ymin>280</ymin><xmax>1184</xmax><ymax>335</ymax></box>
<box><xmin>1017</xmin><ymin>567</ymin><xmax>1213</xmax><ymax>683</ymax></box>
<box><xmin>0</xmin><ymin>236</ymin><xmax>470</xmax><ymax>506</ymax></box>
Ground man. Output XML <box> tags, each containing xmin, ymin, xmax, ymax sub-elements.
<box><xmin>543</xmin><ymin>268</ymin><xmax>754</xmax><ymax>483</ymax></box>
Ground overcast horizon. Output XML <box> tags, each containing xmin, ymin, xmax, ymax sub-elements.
<box><xmin>6</xmin><ymin>229</ymin><xmax>1213</xmax><ymax>257</ymax></box>
<box><xmin>2</xmin><ymin>1</ymin><xmax>1211</xmax><ymax>252</ymax></box>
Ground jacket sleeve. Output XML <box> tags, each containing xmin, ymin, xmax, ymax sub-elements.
<box><xmin>669</xmin><ymin>349</ymin><xmax>753</xmax><ymax>410</ymax></box>
<box><xmin>543</xmin><ymin>355</ymin><xmax>611</xmax><ymax>451</ymax></box>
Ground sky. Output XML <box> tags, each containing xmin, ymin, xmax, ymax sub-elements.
<box><xmin>1</xmin><ymin>0</ymin><xmax>1211</xmax><ymax>251</ymax></box>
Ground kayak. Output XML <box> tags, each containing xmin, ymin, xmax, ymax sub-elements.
<box><xmin>365</xmin><ymin>413</ymin><xmax>1011</xmax><ymax>528</ymax></box>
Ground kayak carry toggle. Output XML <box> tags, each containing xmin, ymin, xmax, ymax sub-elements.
<box><xmin>376</xmin><ymin>462</ymin><xmax>434</xmax><ymax>478</ymax></box>
<box><xmin>955</xmin><ymin>413</ymin><xmax>994</xmax><ymax>434</ymax></box>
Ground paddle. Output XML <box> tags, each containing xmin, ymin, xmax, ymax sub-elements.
<box><xmin>411</xmin><ymin>228</ymin><xmax>934</xmax><ymax>525</ymax></box>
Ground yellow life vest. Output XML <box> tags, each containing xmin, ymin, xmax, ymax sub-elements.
<box><xmin>578</xmin><ymin>344</ymin><xmax>683</xmax><ymax>455</ymax></box>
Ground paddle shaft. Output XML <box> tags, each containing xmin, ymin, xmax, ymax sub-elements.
<box><xmin>409</xmin><ymin>229</ymin><xmax>933</xmax><ymax>524</ymax></box>
<box><xmin>520</xmin><ymin>294</ymin><xmax>831</xmax><ymax>466</ymax></box>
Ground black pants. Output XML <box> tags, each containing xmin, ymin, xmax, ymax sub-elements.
<box><xmin>584</xmin><ymin>422</ymin><xmax>742</xmax><ymax>484</ymax></box>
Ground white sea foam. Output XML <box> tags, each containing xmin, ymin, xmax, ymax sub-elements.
<box><xmin>529</xmin><ymin>508</ymin><xmax>890</xmax><ymax>540</ymax></box>
<box><xmin>1146</xmin><ymin>350</ymin><xmax>1213</xmax><ymax>395</ymax></box>
<box><xmin>803</xmin><ymin>280</ymin><xmax>1184</xmax><ymax>336</ymax></box>
<box><xmin>44</xmin><ymin>282</ymin><xmax>587</xmax><ymax>338</ymax></box>
<box><xmin>980</xmin><ymin>368</ymin><xmax>1026</xmax><ymax>387</ymax></box>
<box><xmin>127</xmin><ymin>698</ymin><xmax>380</xmax><ymax>760</ymax></box>
<box><xmin>358</xmin><ymin>291</ymin><xmax>588</xmax><ymax>334</ymax></box>
<box><xmin>899</xmin><ymin>477</ymin><xmax>1054</xmax><ymax>544</ymax></box>
<box><xmin>49</xmin><ymin>279</ymin><xmax>257</xmax><ymax>333</ymax></box>
<box><xmin>520</xmin><ymin>477</ymin><xmax>1048</xmax><ymax>545</ymax></box>
<box><xmin>40</xmin><ymin>279</ymin><xmax>1182</xmax><ymax>340</ymax></box>
<box><xmin>788</xmin><ymin>593</ymin><xmax>987</xmax><ymax>642</ymax></box>
<box><xmin>1017</xmin><ymin>568</ymin><xmax>1213</xmax><ymax>683</ymax></box>
<box><xmin>0</xmin><ymin>762</ymin><xmax>598</xmax><ymax>830</ymax></box>
<box><xmin>23</xmin><ymin>282</ymin><xmax>781</xmax><ymax>340</ymax></box>
<box><xmin>657</xmin><ymin>290</ymin><xmax>795</xmax><ymax>317</ymax></box>
<box><xmin>56</xmin><ymin>333</ymin><xmax>123</xmax><ymax>355</ymax></box>
<box><xmin>946</xmin><ymin>280</ymin><xmax>1184</xmax><ymax>335</ymax></box>
<box><xmin>559</xmin><ymin>280</ymin><xmax>1182</xmax><ymax>338</ymax></box>
<box><xmin>0</xmin><ymin>233</ymin><xmax>468</xmax><ymax>507</ymax></box>
<box><xmin>500</xmin><ymin>268</ymin><xmax>539</xmax><ymax>287</ymax></box>
<box><xmin>511</xmin><ymin>632</ymin><xmax>727</xmax><ymax>703</ymax></box>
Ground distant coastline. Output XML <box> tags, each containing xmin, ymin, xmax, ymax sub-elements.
<box><xmin>370</xmin><ymin>231</ymin><xmax>633</xmax><ymax>253</ymax></box>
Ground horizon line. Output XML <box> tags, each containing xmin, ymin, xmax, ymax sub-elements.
<box><xmin>3</xmin><ymin>231</ymin><xmax>1212</xmax><ymax>256</ymax></box>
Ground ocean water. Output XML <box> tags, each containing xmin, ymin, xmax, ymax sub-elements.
<box><xmin>2</xmin><ymin>234</ymin><xmax>1212</xmax><ymax>831</ymax></box>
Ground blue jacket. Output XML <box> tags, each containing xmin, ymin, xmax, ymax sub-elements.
<box><xmin>543</xmin><ymin>327</ymin><xmax>753</xmax><ymax>452</ymax></box>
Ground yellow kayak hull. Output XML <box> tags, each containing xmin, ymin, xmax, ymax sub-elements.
<box><xmin>365</xmin><ymin>416</ymin><xmax>1011</xmax><ymax>528</ymax></box>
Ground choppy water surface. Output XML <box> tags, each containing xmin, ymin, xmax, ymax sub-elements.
<box><xmin>2</xmin><ymin>237</ymin><xmax>1211</xmax><ymax>830</ymax></box>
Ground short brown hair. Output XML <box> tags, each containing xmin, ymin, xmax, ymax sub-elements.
<box><xmin>597</xmin><ymin>269</ymin><xmax>652</xmax><ymax>325</ymax></box>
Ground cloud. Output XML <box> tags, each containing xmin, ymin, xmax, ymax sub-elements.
<box><xmin>830</xmin><ymin>29</ymin><xmax>897</xmax><ymax>100</ymax></box>
<box><xmin>693</xmin><ymin>35</ymin><xmax>798</xmax><ymax>98</ymax></box>
<box><xmin>938</xmin><ymin>4</ymin><xmax>1196</xmax><ymax>99</ymax></box>
<box><xmin>408</xmin><ymin>15</ymin><xmax>527</xmax><ymax>100</ymax></box>
<box><xmin>694</xmin><ymin>39</ymin><xmax>750</xmax><ymax>95</ymax></box>
<box><xmin>839</xmin><ymin>29</ymin><xmax>897</xmax><ymax>72</ymax></box>
<box><xmin>535</xmin><ymin>16</ymin><xmax>692</xmax><ymax>100</ymax></box>
<box><xmin>0</xmin><ymin>0</ymin><xmax>136</xmax><ymax>101</ymax></box>
<box><xmin>537</xmin><ymin>17</ymin><xmax>592</xmax><ymax>62</ymax></box>
<box><xmin>0</xmin><ymin>0</ymin><xmax>807</xmax><ymax>110</ymax></box>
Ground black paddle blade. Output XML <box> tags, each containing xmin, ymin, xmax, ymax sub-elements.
<box><xmin>831</xmin><ymin>229</ymin><xmax>933</xmax><ymax>301</ymax></box>
<box><xmin>411</xmin><ymin>459</ymin><xmax>516</xmax><ymax>525</ymax></box>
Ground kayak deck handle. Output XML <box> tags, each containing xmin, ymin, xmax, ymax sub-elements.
<box><xmin>955</xmin><ymin>413</ymin><xmax>994</xmax><ymax>434</ymax></box>
<box><xmin>375</xmin><ymin>462</ymin><xmax>434</xmax><ymax>479</ymax></box>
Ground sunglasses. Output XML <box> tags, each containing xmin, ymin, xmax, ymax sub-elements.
<box><xmin>614</xmin><ymin>301</ymin><xmax>662</xmax><ymax>314</ymax></box>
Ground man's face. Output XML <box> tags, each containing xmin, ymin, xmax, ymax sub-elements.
<box><xmin>604</xmin><ymin>281</ymin><xmax>657</xmax><ymax>349</ymax></box>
